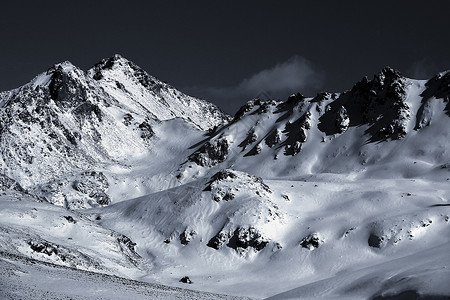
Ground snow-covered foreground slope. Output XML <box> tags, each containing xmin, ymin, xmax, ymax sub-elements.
<box><xmin>92</xmin><ymin>173</ymin><xmax>450</xmax><ymax>298</ymax></box>
<box><xmin>267</xmin><ymin>241</ymin><xmax>450</xmax><ymax>300</ymax></box>
<box><xmin>0</xmin><ymin>252</ymin><xmax>248</xmax><ymax>300</ymax></box>
<box><xmin>0</xmin><ymin>63</ymin><xmax>449</xmax><ymax>299</ymax></box>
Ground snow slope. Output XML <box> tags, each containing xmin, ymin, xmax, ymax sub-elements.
<box><xmin>0</xmin><ymin>252</ymin><xmax>248</xmax><ymax>300</ymax></box>
<box><xmin>0</xmin><ymin>64</ymin><xmax>449</xmax><ymax>299</ymax></box>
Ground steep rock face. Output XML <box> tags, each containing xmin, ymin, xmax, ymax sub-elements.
<box><xmin>318</xmin><ymin>67</ymin><xmax>410</xmax><ymax>142</ymax></box>
<box><xmin>281</xmin><ymin>109</ymin><xmax>311</xmax><ymax>156</ymax></box>
<box><xmin>189</xmin><ymin>135</ymin><xmax>232</xmax><ymax>167</ymax></box>
<box><xmin>415</xmin><ymin>70</ymin><xmax>450</xmax><ymax>129</ymax></box>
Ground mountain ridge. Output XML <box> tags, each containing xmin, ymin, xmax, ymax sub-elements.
<box><xmin>0</xmin><ymin>59</ymin><xmax>449</xmax><ymax>299</ymax></box>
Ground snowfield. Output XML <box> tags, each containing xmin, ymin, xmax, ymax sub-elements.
<box><xmin>0</xmin><ymin>57</ymin><xmax>449</xmax><ymax>299</ymax></box>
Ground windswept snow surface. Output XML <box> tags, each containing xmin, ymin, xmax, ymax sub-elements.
<box><xmin>0</xmin><ymin>62</ymin><xmax>449</xmax><ymax>299</ymax></box>
<box><xmin>0</xmin><ymin>252</ymin><xmax>248</xmax><ymax>300</ymax></box>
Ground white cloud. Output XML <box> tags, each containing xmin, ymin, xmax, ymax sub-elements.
<box><xmin>184</xmin><ymin>56</ymin><xmax>324</xmax><ymax>114</ymax></box>
<box><xmin>237</xmin><ymin>56</ymin><xmax>323</xmax><ymax>97</ymax></box>
<box><xmin>407</xmin><ymin>58</ymin><xmax>439</xmax><ymax>80</ymax></box>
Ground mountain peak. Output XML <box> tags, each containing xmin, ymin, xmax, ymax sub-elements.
<box><xmin>374</xmin><ymin>66</ymin><xmax>404</xmax><ymax>84</ymax></box>
<box><xmin>91</xmin><ymin>54</ymin><xmax>131</xmax><ymax>73</ymax></box>
<box><xmin>87</xmin><ymin>55</ymin><xmax>230</xmax><ymax>130</ymax></box>
<box><xmin>46</xmin><ymin>61</ymin><xmax>78</xmax><ymax>74</ymax></box>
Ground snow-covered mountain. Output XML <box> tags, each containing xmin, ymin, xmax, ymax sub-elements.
<box><xmin>0</xmin><ymin>55</ymin><xmax>229</xmax><ymax>208</ymax></box>
<box><xmin>178</xmin><ymin>67</ymin><xmax>450</xmax><ymax>181</ymax></box>
<box><xmin>0</xmin><ymin>61</ymin><xmax>449</xmax><ymax>299</ymax></box>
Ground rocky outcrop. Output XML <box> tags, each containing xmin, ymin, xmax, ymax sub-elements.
<box><xmin>239</xmin><ymin>128</ymin><xmax>258</xmax><ymax>151</ymax></box>
<box><xmin>189</xmin><ymin>136</ymin><xmax>231</xmax><ymax>167</ymax></box>
<box><xmin>300</xmin><ymin>233</ymin><xmax>323</xmax><ymax>250</ymax></box>
<box><xmin>27</xmin><ymin>238</ymin><xmax>102</xmax><ymax>269</ymax></box>
<box><xmin>208</xmin><ymin>226</ymin><xmax>269</xmax><ymax>252</ymax></box>
<box><xmin>319</xmin><ymin>67</ymin><xmax>410</xmax><ymax>142</ymax></box>
<box><xmin>282</xmin><ymin>111</ymin><xmax>311</xmax><ymax>156</ymax></box>
<box><xmin>111</xmin><ymin>232</ymin><xmax>141</xmax><ymax>264</ymax></box>
<box><xmin>179</xmin><ymin>229</ymin><xmax>197</xmax><ymax>245</ymax></box>
<box><xmin>179</xmin><ymin>276</ymin><xmax>193</xmax><ymax>284</ymax></box>
<box><xmin>0</xmin><ymin>174</ymin><xmax>26</xmax><ymax>193</ymax></box>
<box><xmin>34</xmin><ymin>170</ymin><xmax>111</xmax><ymax>209</ymax></box>
<box><xmin>415</xmin><ymin>70</ymin><xmax>450</xmax><ymax>129</ymax></box>
<box><xmin>368</xmin><ymin>217</ymin><xmax>434</xmax><ymax>248</ymax></box>
<box><xmin>204</xmin><ymin>169</ymin><xmax>271</xmax><ymax>202</ymax></box>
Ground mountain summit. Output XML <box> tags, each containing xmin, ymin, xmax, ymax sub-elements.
<box><xmin>88</xmin><ymin>54</ymin><xmax>230</xmax><ymax>130</ymax></box>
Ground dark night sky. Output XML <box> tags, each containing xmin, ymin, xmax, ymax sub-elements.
<box><xmin>1</xmin><ymin>1</ymin><xmax>450</xmax><ymax>114</ymax></box>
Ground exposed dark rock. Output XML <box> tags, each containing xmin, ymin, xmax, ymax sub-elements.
<box><xmin>138</xmin><ymin>121</ymin><xmax>154</xmax><ymax>142</ymax></box>
<box><xmin>73</xmin><ymin>101</ymin><xmax>103</xmax><ymax>122</ymax></box>
<box><xmin>318</xmin><ymin>67</ymin><xmax>409</xmax><ymax>142</ymax></box>
<box><xmin>233</xmin><ymin>99</ymin><xmax>263</xmax><ymax>121</ymax></box>
<box><xmin>179</xmin><ymin>229</ymin><xmax>197</xmax><ymax>245</ymax></box>
<box><xmin>115</xmin><ymin>81</ymin><xmax>125</xmax><ymax>90</ymax></box>
<box><xmin>18</xmin><ymin>109</ymin><xmax>38</xmax><ymax>124</ymax></box>
<box><xmin>336</xmin><ymin>106</ymin><xmax>350</xmax><ymax>133</ymax></box>
<box><xmin>90</xmin><ymin>191</ymin><xmax>111</xmax><ymax>206</ymax></box>
<box><xmin>368</xmin><ymin>233</ymin><xmax>385</xmax><ymax>248</ymax></box>
<box><xmin>72</xmin><ymin>171</ymin><xmax>111</xmax><ymax>206</ymax></box>
<box><xmin>208</xmin><ymin>226</ymin><xmax>269</xmax><ymax>252</ymax></box>
<box><xmin>48</xmin><ymin>64</ymin><xmax>88</xmax><ymax>110</ymax></box>
<box><xmin>227</xmin><ymin>226</ymin><xmax>269</xmax><ymax>251</ymax></box>
<box><xmin>415</xmin><ymin>71</ymin><xmax>450</xmax><ymax>128</ymax></box>
<box><xmin>251</xmin><ymin>100</ymin><xmax>277</xmax><ymax>115</ymax></box>
<box><xmin>273</xmin><ymin>93</ymin><xmax>307</xmax><ymax>123</ymax></box>
<box><xmin>300</xmin><ymin>233</ymin><xmax>323</xmax><ymax>250</ymax></box>
<box><xmin>123</xmin><ymin>113</ymin><xmax>134</xmax><ymax>126</ymax></box>
<box><xmin>207</xmin><ymin>169</ymin><xmax>238</xmax><ymax>183</ymax></box>
<box><xmin>28</xmin><ymin>240</ymin><xmax>59</xmax><ymax>256</ymax></box>
<box><xmin>0</xmin><ymin>174</ymin><xmax>26</xmax><ymax>193</ymax></box>
<box><xmin>239</xmin><ymin>128</ymin><xmax>257</xmax><ymax>151</ymax></box>
<box><xmin>265</xmin><ymin>129</ymin><xmax>282</xmax><ymax>148</ymax></box>
<box><xmin>90</xmin><ymin>54</ymin><xmax>121</xmax><ymax>80</ymax></box>
<box><xmin>370</xmin><ymin>289</ymin><xmax>450</xmax><ymax>300</ymax></box>
<box><xmin>179</xmin><ymin>276</ymin><xmax>192</xmax><ymax>284</ymax></box>
<box><xmin>311</xmin><ymin>92</ymin><xmax>336</xmax><ymax>103</ymax></box>
<box><xmin>204</xmin><ymin>169</ymin><xmax>271</xmax><ymax>202</ymax></box>
<box><xmin>189</xmin><ymin>136</ymin><xmax>230</xmax><ymax>167</ymax></box>
<box><xmin>113</xmin><ymin>233</ymin><xmax>138</xmax><ymax>253</ymax></box>
<box><xmin>111</xmin><ymin>232</ymin><xmax>141</xmax><ymax>265</ymax></box>
<box><xmin>207</xmin><ymin>231</ymin><xmax>230</xmax><ymax>250</ymax></box>
<box><xmin>27</xmin><ymin>238</ymin><xmax>102</xmax><ymax>269</ymax></box>
<box><xmin>282</xmin><ymin>111</ymin><xmax>311</xmax><ymax>156</ymax></box>
<box><xmin>64</xmin><ymin>216</ymin><xmax>77</xmax><ymax>223</ymax></box>
<box><xmin>244</xmin><ymin>142</ymin><xmax>262</xmax><ymax>157</ymax></box>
